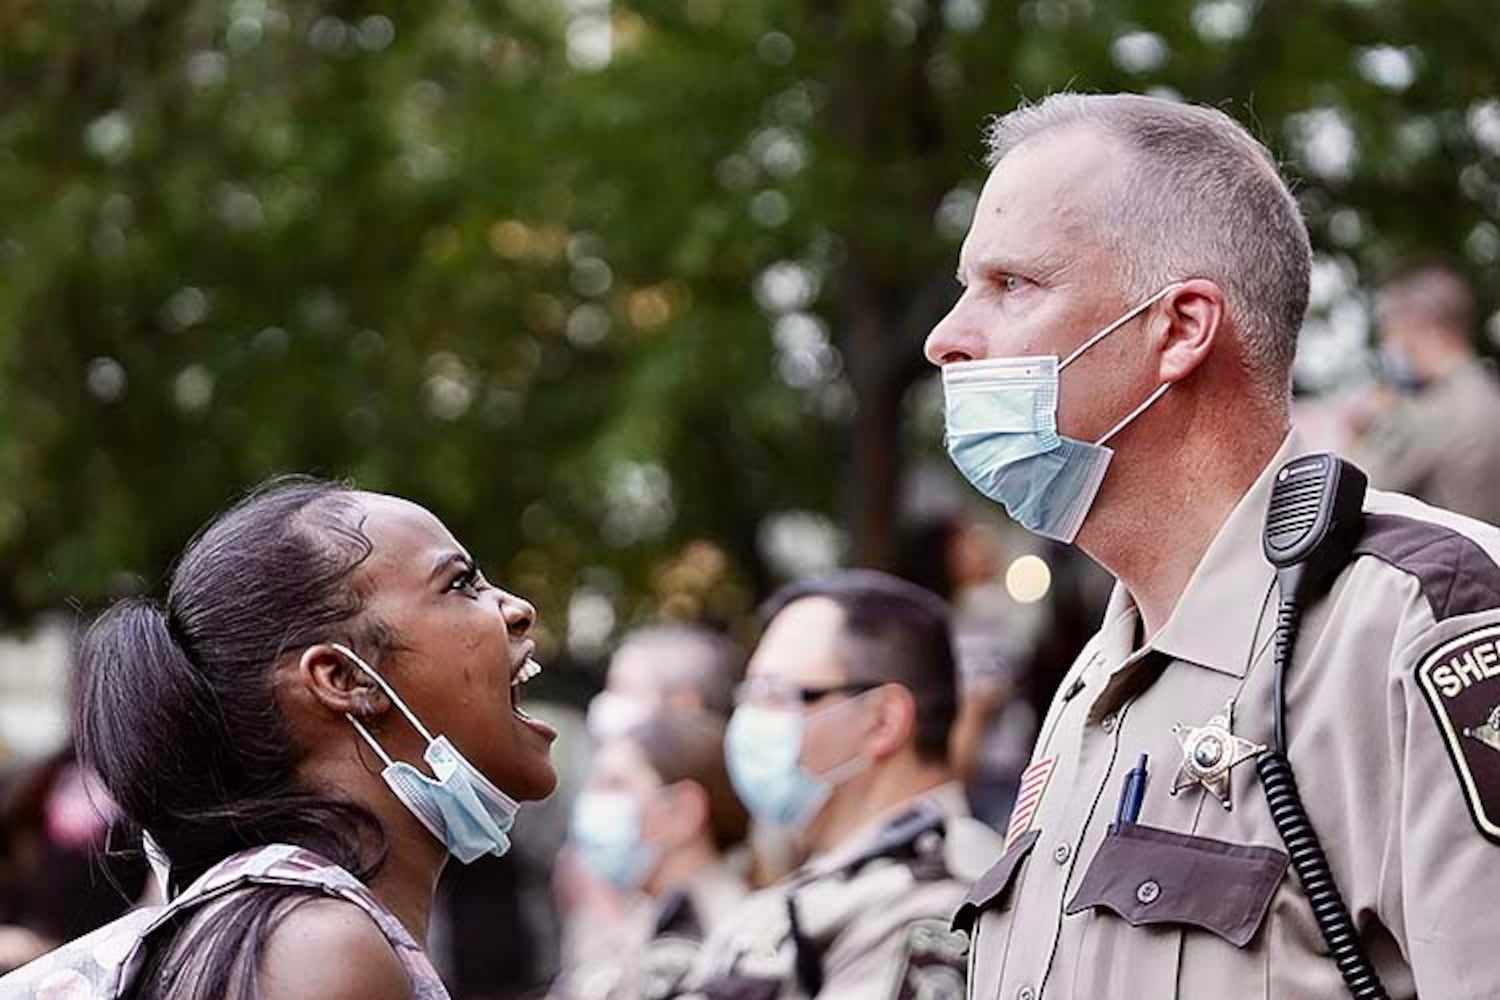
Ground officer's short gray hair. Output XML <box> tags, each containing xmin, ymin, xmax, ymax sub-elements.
<box><xmin>983</xmin><ymin>93</ymin><xmax>1311</xmax><ymax>397</ymax></box>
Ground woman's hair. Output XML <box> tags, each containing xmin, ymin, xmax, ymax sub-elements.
<box><xmin>625</xmin><ymin>710</ymin><xmax>748</xmax><ymax>851</ymax></box>
<box><xmin>75</xmin><ymin>476</ymin><xmax>396</xmax><ymax>998</ymax></box>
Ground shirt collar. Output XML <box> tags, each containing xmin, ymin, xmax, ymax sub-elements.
<box><xmin>1109</xmin><ymin>429</ymin><xmax>1306</xmax><ymax>678</ymax></box>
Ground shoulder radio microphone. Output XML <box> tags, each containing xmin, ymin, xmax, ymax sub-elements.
<box><xmin>1258</xmin><ymin>451</ymin><xmax>1389</xmax><ymax>1000</ymax></box>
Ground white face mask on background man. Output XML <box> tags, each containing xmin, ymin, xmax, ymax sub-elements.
<box><xmin>569</xmin><ymin>790</ymin><xmax>661</xmax><ymax>891</ymax></box>
<box><xmin>724</xmin><ymin>695</ymin><xmax>872</xmax><ymax>830</ymax></box>
<box><xmin>584</xmin><ymin>689</ymin><xmax>657</xmax><ymax>743</ymax></box>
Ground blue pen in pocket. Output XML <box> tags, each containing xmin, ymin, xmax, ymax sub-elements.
<box><xmin>1112</xmin><ymin>753</ymin><xmax>1149</xmax><ymax>831</ymax></box>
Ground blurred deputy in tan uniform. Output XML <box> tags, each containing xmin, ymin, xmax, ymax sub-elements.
<box><xmin>1348</xmin><ymin>260</ymin><xmax>1500</xmax><ymax>525</ymax></box>
<box><xmin>681</xmin><ymin>570</ymin><xmax>1004</xmax><ymax>1000</ymax></box>
<box><xmin>561</xmin><ymin>710</ymin><xmax>750</xmax><ymax>1000</ymax></box>
<box><xmin>559</xmin><ymin>624</ymin><xmax>747</xmax><ymax>996</ymax></box>
<box><xmin>587</xmin><ymin>624</ymin><xmax>744</xmax><ymax>740</ymax></box>
<box><xmin>926</xmin><ymin>92</ymin><xmax>1500</xmax><ymax>999</ymax></box>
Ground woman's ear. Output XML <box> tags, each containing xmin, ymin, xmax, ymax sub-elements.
<box><xmin>297</xmin><ymin>643</ymin><xmax>389</xmax><ymax>719</ymax></box>
<box><xmin>1154</xmin><ymin>279</ymin><xmax>1225</xmax><ymax>385</ymax></box>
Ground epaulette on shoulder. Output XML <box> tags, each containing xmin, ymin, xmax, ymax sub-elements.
<box><xmin>1354</xmin><ymin>513</ymin><xmax>1500</xmax><ymax>622</ymax></box>
<box><xmin>651</xmin><ymin>887</ymin><xmax>704</xmax><ymax>940</ymax></box>
<box><xmin>837</xmin><ymin>806</ymin><xmax>948</xmax><ymax>880</ymax></box>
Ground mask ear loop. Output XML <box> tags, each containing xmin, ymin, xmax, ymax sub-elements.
<box><xmin>805</xmin><ymin>686</ymin><xmax>882</xmax><ymax>786</ymax></box>
<box><xmin>1055</xmin><ymin>282</ymin><xmax>1186</xmax><ymax>446</ymax></box>
<box><xmin>1059</xmin><ymin>282</ymin><xmax>1186</xmax><ymax>371</ymax></box>
<box><xmin>331</xmin><ymin>642</ymin><xmax>436</xmax><ymax>766</ymax></box>
<box><xmin>1095</xmin><ymin>382</ymin><xmax>1172</xmax><ymax>446</ymax></box>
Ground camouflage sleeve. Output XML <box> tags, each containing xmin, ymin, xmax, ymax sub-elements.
<box><xmin>816</xmin><ymin>877</ymin><xmax>971</xmax><ymax>1000</ymax></box>
<box><xmin>887</xmin><ymin>918</ymin><xmax>968</xmax><ymax>1000</ymax></box>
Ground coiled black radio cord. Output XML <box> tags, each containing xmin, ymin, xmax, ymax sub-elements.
<box><xmin>1256</xmin><ymin>591</ymin><xmax>1390</xmax><ymax>1000</ymax></box>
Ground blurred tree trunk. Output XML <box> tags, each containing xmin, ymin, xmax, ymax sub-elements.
<box><xmin>817</xmin><ymin>0</ymin><xmax>950</xmax><ymax>570</ymax></box>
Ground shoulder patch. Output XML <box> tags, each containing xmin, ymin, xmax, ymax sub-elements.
<box><xmin>889</xmin><ymin>918</ymin><xmax>967</xmax><ymax>1000</ymax></box>
<box><xmin>1357</xmin><ymin>514</ymin><xmax>1500</xmax><ymax>622</ymax></box>
<box><xmin>1415</xmin><ymin>624</ymin><xmax>1500</xmax><ymax>843</ymax></box>
<box><xmin>838</xmin><ymin>806</ymin><xmax>945</xmax><ymax>878</ymax></box>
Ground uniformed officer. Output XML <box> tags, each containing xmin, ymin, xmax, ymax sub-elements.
<box><xmin>1347</xmin><ymin>260</ymin><xmax>1500</xmax><ymax>525</ymax></box>
<box><xmin>559</xmin><ymin>710</ymin><xmax>751</xmax><ymax>1000</ymax></box>
<box><xmin>586</xmin><ymin>624</ymin><xmax>744</xmax><ymax>740</ymax></box>
<box><xmin>927</xmin><ymin>91</ymin><xmax>1500</xmax><ymax>998</ymax></box>
<box><xmin>560</xmin><ymin>625</ymin><xmax>747</xmax><ymax>1000</ymax></box>
<box><xmin>681</xmin><ymin>570</ymin><xmax>1005</xmax><ymax>999</ymax></box>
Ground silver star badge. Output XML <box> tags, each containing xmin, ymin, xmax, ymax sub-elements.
<box><xmin>1170</xmin><ymin>700</ymin><xmax>1265</xmax><ymax>811</ymax></box>
<box><xmin>1464</xmin><ymin>706</ymin><xmax>1500</xmax><ymax>755</ymax></box>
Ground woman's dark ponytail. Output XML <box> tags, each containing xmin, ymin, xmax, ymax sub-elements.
<box><xmin>77</xmin><ymin>599</ymin><xmax>226</xmax><ymax>868</ymax></box>
<box><xmin>72</xmin><ymin>478</ymin><xmax>394</xmax><ymax>997</ymax></box>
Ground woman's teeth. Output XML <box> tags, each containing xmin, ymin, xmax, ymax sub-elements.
<box><xmin>509</xmin><ymin>658</ymin><xmax>555</xmax><ymax>735</ymax></box>
<box><xmin>511</xmin><ymin>657</ymin><xmax>542</xmax><ymax>689</ymax></box>
<box><xmin>511</xmin><ymin>658</ymin><xmax>544</xmax><ymax>723</ymax></box>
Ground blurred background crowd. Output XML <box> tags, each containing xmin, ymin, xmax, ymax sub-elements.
<box><xmin>0</xmin><ymin>0</ymin><xmax>1496</xmax><ymax>996</ymax></box>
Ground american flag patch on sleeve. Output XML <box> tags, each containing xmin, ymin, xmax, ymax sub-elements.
<box><xmin>1003</xmin><ymin>757</ymin><xmax>1055</xmax><ymax>851</ymax></box>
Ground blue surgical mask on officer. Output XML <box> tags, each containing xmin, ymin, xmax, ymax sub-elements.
<box><xmin>1379</xmin><ymin>342</ymin><xmax>1427</xmax><ymax>393</ymax></box>
<box><xmin>570</xmin><ymin>790</ymin><xmax>661</xmax><ymax>890</ymax></box>
<box><xmin>334</xmin><ymin>642</ymin><xmax>522</xmax><ymax>864</ymax></box>
<box><xmin>585</xmin><ymin>690</ymin><xmax>656</xmax><ymax>743</ymax></box>
<box><xmin>724</xmin><ymin>698</ymin><xmax>871</xmax><ymax>830</ymax></box>
<box><xmin>942</xmin><ymin>283</ymin><xmax>1182</xmax><ymax>543</ymax></box>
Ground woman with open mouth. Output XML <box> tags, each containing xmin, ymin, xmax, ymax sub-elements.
<box><xmin>1</xmin><ymin>476</ymin><xmax>557</xmax><ymax>999</ymax></box>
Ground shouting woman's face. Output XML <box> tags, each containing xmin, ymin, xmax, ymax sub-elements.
<box><xmin>346</xmin><ymin>493</ymin><xmax>558</xmax><ymax>802</ymax></box>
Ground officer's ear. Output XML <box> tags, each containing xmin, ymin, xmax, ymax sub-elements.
<box><xmin>653</xmin><ymin>780</ymin><xmax>710</xmax><ymax>847</ymax></box>
<box><xmin>663</xmin><ymin>688</ymin><xmax>704</xmax><ymax>715</ymax></box>
<box><xmin>863</xmin><ymin>684</ymin><xmax>917</xmax><ymax>761</ymax></box>
<box><xmin>1153</xmin><ymin>279</ymin><xmax>1225</xmax><ymax>386</ymax></box>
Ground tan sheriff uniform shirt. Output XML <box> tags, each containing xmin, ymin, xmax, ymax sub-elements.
<box><xmin>551</xmin><ymin>896</ymin><xmax>655</xmax><ymax>1000</ymax></box>
<box><xmin>684</xmin><ymin>782</ymin><xmax>1003</xmax><ymax>1000</ymax></box>
<box><xmin>958</xmin><ymin>431</ymin><xmax>1500</xmax><ymax>999</ymax></box>
<box><xmin>624</xmin><ymin>858</ymin><xmax>751</xmax><ymax>1000</ymax></box>
<box><xmin>1355</xmin><ymin>358</ymin><xmax>1500</xmax><ymax>525</ymax></box>
<box><xmin>553</xmin><ymin>860</ymin><xmax>748</xmax><ymax>1000</ymax></box>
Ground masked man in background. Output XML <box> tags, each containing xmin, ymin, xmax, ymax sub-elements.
<box><xmin>679</xmin><ymin>570</ymin><xmax>1003</xmax><ymax>1000</ymax></box>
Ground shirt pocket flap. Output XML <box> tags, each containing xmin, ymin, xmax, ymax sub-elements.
<box><xmin>951</xmin><ymin>829</ymin><xmax>1040</xmax><ymax>934</ymax></box>
<box><xmin>1063</xmin><ymin>823</ymin><xmax>1288</xmax><ymax>948</ymax></box>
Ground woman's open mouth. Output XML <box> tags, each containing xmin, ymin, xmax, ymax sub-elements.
<box><xmin>509</xmin><ymin>653</ymin><xmax>557</xmax><ymax>741</ymax></box>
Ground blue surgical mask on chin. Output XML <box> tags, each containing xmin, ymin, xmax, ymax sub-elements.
<box><xmin>570</xmin><ymin>790</ymin><xmax>661</xmax><ymax>891</ymax></box>
<box><xmin>334</xmin><ymin>642</ymin><xmax>521</xmax><ymax>864</ymax></box>
<box><xmin>942</xmin><ymin>284</ymin><xmax>1183</xmax><ymax>543</ymax></box>
<box><xmin>724</xmin><ymin>702</ymin><xmax>870</xmax><ymax>830</ymax></box>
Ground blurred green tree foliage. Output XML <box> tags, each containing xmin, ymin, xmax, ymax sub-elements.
<box><xmin>0</xmin><ymin>0</ymin><xmax>1496</xmax><ymax>661</ymax></box>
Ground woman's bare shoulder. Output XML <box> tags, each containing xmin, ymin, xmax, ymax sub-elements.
<box><xmin>257</xmin><ymin>896</ymin><xmax>415</xmax><ymax>999</ymax></box>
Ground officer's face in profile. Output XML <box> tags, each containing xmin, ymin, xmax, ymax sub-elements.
<box><xmin>585</xmin><ymin>646</ymin><xmax>669</xmax><ymax>742</ymax></box>
<box><xmin>924</xmin><ymin>126</ymin><xmax>1158</xmax><ymax>444</ymax></box>
<box><xmin>584</xmin><ymin>735</ymin><xmax>697</xmax><ymax>854</ymax></box>
<box><xmin>745</xmin><ymin>596</ymin><xmax>878</xmax><ymax>774</ymax></box>
<box><xmin>587</xmin><ymin>734</ymin><xmax>662</xmax><ymax>800</ymax></box>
